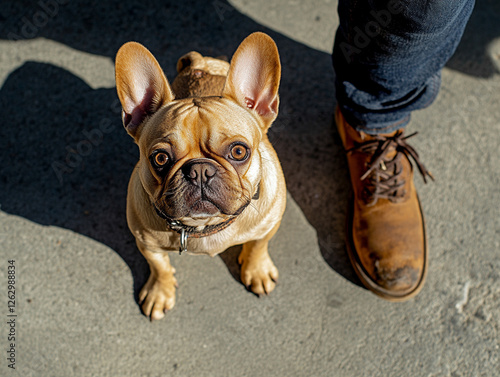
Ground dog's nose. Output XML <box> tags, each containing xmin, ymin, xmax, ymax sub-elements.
<box><xmin>182</xmin><ymin>160</ymin><xmax>217</xmax><ymax>185</ymax></box>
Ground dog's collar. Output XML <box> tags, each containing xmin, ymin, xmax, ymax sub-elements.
<box><xmin>154</xmin><ymin>183</ymin><xmax>261</xmax><ymax>254</ymax></box>
<box><xmin>168</xmin><ymin>216</ymin><xmax>238</xmax><ymax>239</ymax></box>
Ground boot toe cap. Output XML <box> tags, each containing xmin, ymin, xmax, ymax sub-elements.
<box><xmin>352</xmin><ymin>252</ymin><xmax>427</xmax><ymax>301</ymax></box>
<box><xmin>373</xmin><ymin>262</ymin><xmax>422</xmax><ymax>294</ymax></box>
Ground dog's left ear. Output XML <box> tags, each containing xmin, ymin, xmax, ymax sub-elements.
<box><xmin>223</xmin><ymin>32</ymin><xmax>281</xmax><ymax>130</ymax></box>
<box><xmin>115</xmin><ymin>42</ymin><xmax>174</xmax><ymax>138</ymax></box>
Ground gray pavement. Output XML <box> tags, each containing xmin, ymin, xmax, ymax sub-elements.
<box><xmin>0</xmin><ymin>1</ymin><xmax>499</xmax><ymax>376</ymax></box>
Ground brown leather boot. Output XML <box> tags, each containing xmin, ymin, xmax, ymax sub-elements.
<box><xmin>335</xmin><ymin>108</ymin><xmax>434</xmax><ymax>301</ymax></box>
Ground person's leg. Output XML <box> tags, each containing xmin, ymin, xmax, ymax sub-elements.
<box><xmin>333</xmin><ymin>0</ymin><xmax>475</xmax><ymax>300</ymax></box>
<box><xmin>333</xmin><ymin>0</ymin><xmax>475</xmax><ymax>134</ymax></box>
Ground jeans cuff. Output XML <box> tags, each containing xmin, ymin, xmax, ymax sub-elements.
<box><xmin>338</xmin><ymin>72</ymin><xmax>441</xmax><ymax>135</ymax></box>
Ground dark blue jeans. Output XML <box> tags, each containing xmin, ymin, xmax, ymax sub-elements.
<box><xmin>333</xmin><ymin>0</ymin><xmax>475</xmax><ymax>134</ymax></box>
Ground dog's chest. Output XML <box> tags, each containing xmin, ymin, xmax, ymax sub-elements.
<box><xmin>179</xmin><ymin>233</ymin><xmax>233</xmax><ymax>257</ymax></box>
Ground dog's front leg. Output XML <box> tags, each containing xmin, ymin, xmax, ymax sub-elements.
<box><xmin>238</xmin><ymin>222</ymin><xmax>280</xmax><ymax>295</ymax></box>
<box><xmin>137</xmin><ymin>241</ymin><xmax>177</xmax><ymax>320</ymax></box>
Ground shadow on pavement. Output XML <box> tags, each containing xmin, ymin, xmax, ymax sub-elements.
<box><xmin>446</xmin><ymin>0</ymin><xmax>500</xmax><ymax>78</ymax></box>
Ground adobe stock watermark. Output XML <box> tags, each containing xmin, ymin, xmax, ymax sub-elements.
<box><xmin>213</xmin><ymin>0</ymin><xmax>234</xmax><ymax>22</ymax></box>
<box><xmin>51</xmin><ymin>100</ymin><xmax>122</xmax><ymax>185</ymax></box>
<box><xmin>7</xmin><ymin>0</ymin><xmax>69</xmax><ymax>40</ymax></box>
<box><xmin>339</xmin><ymin>0</ymin><xmax>404</xmax><ymax>63</ymax></box>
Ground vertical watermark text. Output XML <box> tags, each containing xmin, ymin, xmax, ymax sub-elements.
<box><xmin>6</xmin><ymin>260</ymin><xmax>17</xmax><ymax>370</ymax></box>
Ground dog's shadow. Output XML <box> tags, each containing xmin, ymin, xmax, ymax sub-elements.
<box><xmin>0</xmin><ymin>61</ymin><xmax>151</xmax><ymax>298</ymax></box>
<box><xmin>0</xmin><ymin>0</ymin><xmax>498</xmax><ymax>308</ymax></box>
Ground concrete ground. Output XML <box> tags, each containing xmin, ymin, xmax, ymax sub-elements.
<box><xmin>0</xmin><ymin>1</ymin><xmax>499</xmax><ymax>376</ymax></box>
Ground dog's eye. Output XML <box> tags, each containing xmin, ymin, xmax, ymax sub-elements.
<box><xmin>229</xmin><ymin>144</ymin><xmax>249</xmax><ymax>161</ymax></box>
<box><xmin>155</xmin><ymin>153</ymin><xmax>169</xmax><ymax>166</ymax></box>
<box><xmin>150</xmin><ymin>150</ymin><xmax>170</xmax><ymax>170</ymax></box>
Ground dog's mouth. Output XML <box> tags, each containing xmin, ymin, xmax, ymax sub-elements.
<box><xmin>154</xmin><ymin>196</ymin><xmax>250</xmax><ymax>222</ymax></box>
<box><xmin>189</xmin><ymin>199</ymin><xmax>221</xmax><ymax>218</ymax></box>
<box><xmin>152</xmin><ymin>196</ymin><xmax>251</xmax><ymax>237</ymax></box>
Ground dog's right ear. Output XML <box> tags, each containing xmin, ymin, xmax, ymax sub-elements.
<box><xmin>115</xmin><ymin>42</ymin><xmax>174</xmax><ymax>137</ymax></box>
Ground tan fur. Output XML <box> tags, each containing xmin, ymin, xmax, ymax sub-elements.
<box><xmin>115</xmin><ymin>33</ymin><xmax>286</xmax><ymax>320</ymax></box>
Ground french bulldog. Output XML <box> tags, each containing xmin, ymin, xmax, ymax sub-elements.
<box><xmin>115</xmin><ymin>32</ymin><xmax>287</xmax><ymax>320</ymax></box>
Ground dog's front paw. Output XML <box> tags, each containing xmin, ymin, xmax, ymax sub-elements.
<box><xmin>238</xmin><ymin>254</ymin><xmax>279</xmax><ymax>296</ymax></box>
<box><xmin>139</xmin><ymin>272</ymin><xmax>178</xmax><ymax>321</ymax></box>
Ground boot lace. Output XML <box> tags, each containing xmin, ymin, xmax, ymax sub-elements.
<box><xmin>347</xmin><ymin>131</ymin><xmax>434</xmax><ymax>206</ymax></box>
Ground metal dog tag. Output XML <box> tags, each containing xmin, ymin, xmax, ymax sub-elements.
<box><xmin>179</xmin><ymin>228</ymin><xmax>188</xmax><ymax>255</ymax></box>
